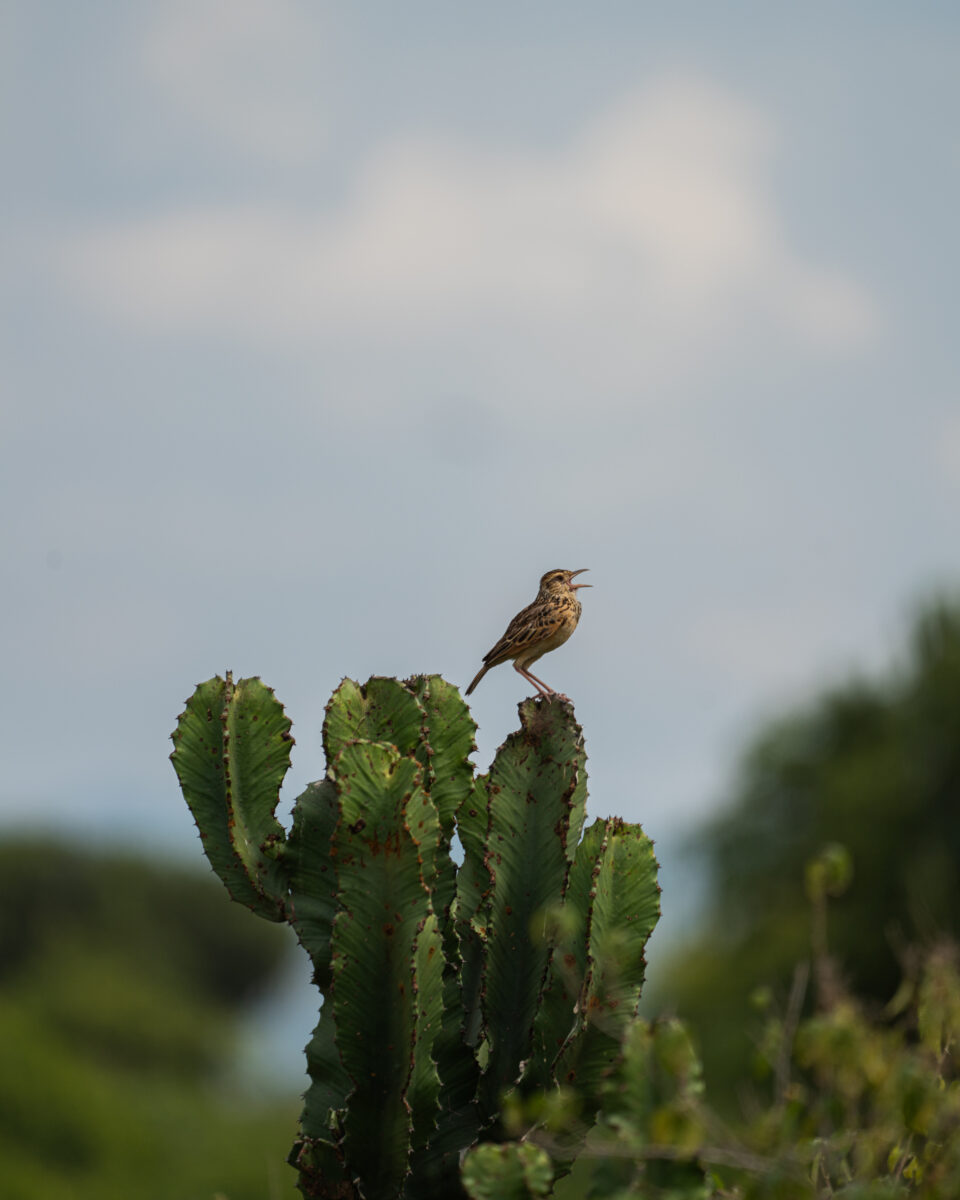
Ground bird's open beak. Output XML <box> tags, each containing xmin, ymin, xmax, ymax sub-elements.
<box><xmin>569</xmin><ymin>568</ymin><xmax>591</xmax><ymax>589</ymax></box>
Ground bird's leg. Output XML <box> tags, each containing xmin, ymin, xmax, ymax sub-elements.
<box><xmin>522</xmin><ymin>667</ymin><xmax>554</xmax><ymax>694</ymax></box>
<box><xmin>516</xmin><ymin>663</ymin><xmax>571</xmax><ymax>701</ymax></box>
<box><xmin>514</xmin><ymin>662</ymin><xmax>553</xmax><ymax>698</ymax></box>
<box><xmin>521</xmin><ymin>666</ymin><xmax>572</xmax><ymax>703</ymax></box>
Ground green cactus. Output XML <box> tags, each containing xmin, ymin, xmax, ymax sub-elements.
<box><xmin>461</xmin><ymin>1143</ymin><xmax>553</xmax><ymax>1199</ymax></box>
<box><xmin>170</xmin><ymin>673</ymin><xmax>661</xmax><ymax>1199</ymax></box>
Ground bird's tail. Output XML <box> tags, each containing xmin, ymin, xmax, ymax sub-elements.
<box><xmin>465</xmin><ymin>664</ymin><xmax>488</xmax><ymax>696</ymax></box>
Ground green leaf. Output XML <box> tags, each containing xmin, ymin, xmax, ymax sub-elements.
<box><xmin>170</xmin><ymin>674</ymin><xmax>291</xmax><ymax>920</ymax></box>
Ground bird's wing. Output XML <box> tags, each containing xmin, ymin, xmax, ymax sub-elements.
<box><xmin>482</xmin><ymin>601</ymin><xmax>566</xmax><ymax>667</ymax></box>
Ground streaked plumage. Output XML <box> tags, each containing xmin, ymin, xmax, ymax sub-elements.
<box><xmin>465</xmin><ymin>568</ymin><xmax>590</xmax><ymax>699</ymax></box>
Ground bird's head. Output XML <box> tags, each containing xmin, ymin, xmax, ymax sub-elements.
<box><xmin>538</xmin><ymin>568</ymin><xmax>591</xmax><ymax>596</ymax></box>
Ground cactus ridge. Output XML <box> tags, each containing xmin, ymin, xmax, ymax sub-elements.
<box><xmin>170</xmin><ymin>674</ymin><xmax>660</xmax><ymax>1199</ymax></box>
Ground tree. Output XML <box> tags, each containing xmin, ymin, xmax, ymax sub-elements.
<box><xmin>661</xmin><ymin>598</ymin><xmax>960</xmax><ymax>1103</ymax></box>
<box><xmin>0</xmin><ymin>838</ymin><xmax>299</xmax><ymax>1200</ymax></box>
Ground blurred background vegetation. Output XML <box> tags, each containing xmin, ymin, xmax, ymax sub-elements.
<box><xmin>0</xmin><ymin>841</ymin><xmax>300</xmax><ymax>1200</ymax></box>
<box><xmin>2</xmin><ymin>594</ymin><xmax>959</xmax><ymax>1197</ymax></box>
<box><xmin>659</xmin><ymin>595</ymin><xmax>960</xmax><ymax>1110</ymax></box>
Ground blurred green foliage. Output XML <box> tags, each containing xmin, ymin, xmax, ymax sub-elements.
<box><xmin>661</xmin><ymin>598</ymin><xmax>960</xmax><ymax>1103</ymax></box>
<box><xmin>610</xmin><ymin>952</ymin><xmax>960</xmax><ymax>1198</ymax></box>
<box><xmin>493</xmin><ymin>854</ymin><xmax>960</xmax><ymax>1199</ymax></box>
<box><xmin>0</xmin><ymin>838</ymin><xmax>300</xmax><ymax>1200</ymax></box>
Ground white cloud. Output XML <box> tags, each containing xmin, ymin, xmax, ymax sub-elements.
<box><xmin>55</xmin><ymin>74</ymin><xmax>879</xmax><ymax>384</ymax></box>
<box><xmin>141</xmin><ymin>0</ymin><xmax>328</xmax><ymax>163</ymax></box>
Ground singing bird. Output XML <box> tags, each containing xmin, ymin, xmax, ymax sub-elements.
<box><xmin>465</xmin><ymin>568</ymin><xmax>590</xmax><ymax>699</ymax></box>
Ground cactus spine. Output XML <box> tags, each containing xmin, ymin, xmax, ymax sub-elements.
<box><xmin>171</xmin><ymin>673</ymin><xmax>661</xmax><ymax>1198</ymax></box>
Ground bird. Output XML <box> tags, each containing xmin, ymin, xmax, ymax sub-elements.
<box><xmin>465</xmin><ymin>568</ymin><xmax>591</xmax><ymax>699</ymax></box>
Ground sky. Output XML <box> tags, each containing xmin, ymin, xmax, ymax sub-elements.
<box><xmin>2</xmin><ymin>3</ymin><xmax>959</xmax><ymax>1059</ymax></box>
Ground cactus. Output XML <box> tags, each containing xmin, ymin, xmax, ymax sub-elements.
<box><xmin>170</xmin><ymin>673</ymin><xmax>661</xmax><ymax>1199</ymax></box>
<box><xmin>461</xmin><ymin>1144</ymin><xmax>553</xmax><ymax>1199</ymax></box>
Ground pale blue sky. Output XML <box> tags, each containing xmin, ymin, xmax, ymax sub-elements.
<box><xmin>2</xmin><ymin>2</ymin><xmax>958</xmax><ymax>960</ymax></box>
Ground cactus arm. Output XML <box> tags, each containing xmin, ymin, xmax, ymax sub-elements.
<box><xmin>330</xmin><ymin>741</ymin><xmax>438</xmax><ymax>1200</ymax></box>
<box><xmin>406</xmin><ymin>674</ymin><xmax>477</xmax><ymax>836</ymax></box>
<box><xmin>170</xmin><ymin>674</ymin><xmax>291</xmax><ymax>920</ymax></box>
<box><xmin>523</xmin><ymin>817</ymin><xmax>608</xmax><ymax>1090</ymax></box>
<box><xmin>285</xmin><ymin>777</ymin><xmax>341</xmax><ymax>991</ymax></box>
<box><xmin>401</xmin><ymin>677</ymin><xmax>485</xmax><ymax>1189</ymax></box>
<box><xmin>404</xmin><ymin>788</ymin><xmax>446</xmax><ymax>1166</ymax></box>
<box><xmin>323</xmin><ymin>677</ymin><xmax>424</xmax><ymax>763</ymax></box>
<box><xmin>408</xmin><ymin>775</ymin><xmax>491</xmax><ymax>1188</ymax></box>
<box><xmin>407</xmin><ymin>674</ymin><xmax>477</xmax><ymax>945</ymax></box>
<box><xmin>291</xmin><ymin>999</ymin><xmax>353</xmax><ymax>1190</ymax></box>
<box><xmin>405</xmin><ymin>911</ymin><xmax>446</xmax><ymax>1180</ymax></box>
<box><xmin>476</xmin><ymin>698</ymin><xmax>587</xmax><ymax>1126</ymax></box>
<box><xmin>555</xmin><ymin>818</ymin><xmax>661</xmax><ymax>1100</ymax></box>
<box><xmin>453</xmin><ymin>776</ymin><xmax>493</xmax><ymax>1048</ymax></box>
<box><xmin>296</xmin><ymin>678</ymin><xmax>476</xmax><ymax>1198</ymax></box>
<box><xmin>301</xmin><ymin>998</ymin><xmax>352</xmax><ymax>1131</ymax></box>
<box><xmin>562</xmin><ymin>720</ymin><xmax>589</xmax><ymax>866</ymax></box>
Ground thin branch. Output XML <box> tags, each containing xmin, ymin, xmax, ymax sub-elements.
<box><xmin>776</xmin><ymin>959</ymin><xmax>810</xmax><ymax>1105</ymax></box>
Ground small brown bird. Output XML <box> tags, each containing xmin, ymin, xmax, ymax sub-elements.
<box><xmin>465</xmin><ymin>568</ymin><xmax>591</xmax><ymax>699</ymax></box>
